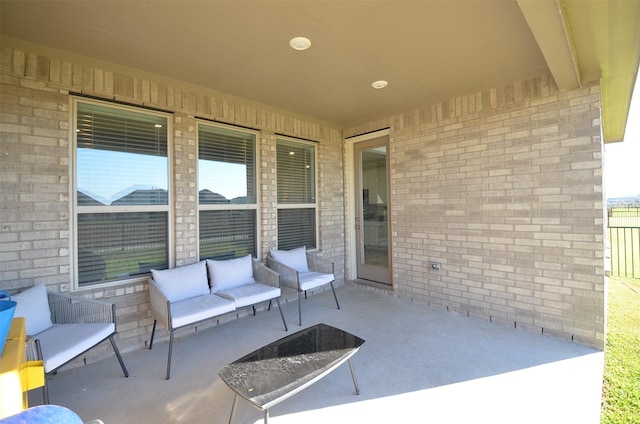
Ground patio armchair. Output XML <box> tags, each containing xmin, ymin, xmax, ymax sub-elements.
<box><xmin>267</xmin><ymin>247</ymin><xmax>339</xmax><ymax>326</ymax></box>
<box><xmin>13</xmin><ymin>284</ymin><xmax>129</xmax><ymax>404</ymax></box>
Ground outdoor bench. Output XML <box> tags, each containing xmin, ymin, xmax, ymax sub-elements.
<box><xmin>148</xmin><ymin>255</ymin><xmax>288</xmax><ymax>379</ymax></box>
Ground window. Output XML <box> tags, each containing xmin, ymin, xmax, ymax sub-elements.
<box><xmin>198</xmin><ymin>123</ymin><xmax>257</xmax><ymax>260</ymax></box>
<box><xmin>276</xmin><ymin>138</ymin><xmax>317</xmax><ymax>250</ymax></box>
<box><xmin>74</xmin><ymin>99</ymin><xmax>170</xmax><ymax>287</ymax></box>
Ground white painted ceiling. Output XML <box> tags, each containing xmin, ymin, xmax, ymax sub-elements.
<box><xmin>1</xmin><ymin>0</ymin><xmax>639</xmax><ymax>141</ymax></box>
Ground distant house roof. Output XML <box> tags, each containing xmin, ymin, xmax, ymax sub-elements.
<box><xmin>112</xmin><ymin>189</ymin><xmax>168</xmax><ymax>205</ymax></box>
<box><xmin>199</xmin><ymin>189</ymin><xmax>229</xmax><ymax>204</ymax></box>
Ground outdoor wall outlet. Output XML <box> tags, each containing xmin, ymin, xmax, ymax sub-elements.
<box><xmin>430</xmin><ymin>262</ymin><xmax>442</xmax><ymax>270</ymax></box>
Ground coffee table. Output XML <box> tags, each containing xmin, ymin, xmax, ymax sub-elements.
<box><xmin>218</xmin><ymin>323</ymin><xmax>365</xmax><ymax>423</ymax></box>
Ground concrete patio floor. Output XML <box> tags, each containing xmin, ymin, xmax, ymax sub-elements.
<box><xmin>28</xmin><ymin>284</ymin><xmax>604</xmax><ymax>424</ymax></box>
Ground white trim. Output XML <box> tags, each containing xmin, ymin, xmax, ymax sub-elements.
<box><xmin>276</xmin><ymin>204</ymin><xmax>316</xmax><ymax>209</ymax></box>
<box><xmin>347</xmin><ymin>128</ymin><xmax>390</xmax><ymax>143</ymax></box>
<box><xmin>70</xmin><ymin>97</ymin><xmax>174</xmax><ymax>290</ymax></box>
<box><xmin>275</xmin><ymin>136</ymin><xmax>318</xmax><ymax>250</ymax></box>
<box><xmin>195</xmin><ymin>120</ymin><xmax>260</xmax><ymax>260</ymax></box>
<box><xmin>69</xmin><ymin>96</ymin><xmax>77</xmax><ymax>290</ymax></box>
<box><xmin>345</xmin><ymin>128</ymin><xmax>390</xmax><ymax>280</ymax></box>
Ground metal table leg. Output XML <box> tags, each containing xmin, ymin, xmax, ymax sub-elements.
<box><xmin>228</xmin><ymin>394</ymin><xmax>238</xmax><ymax>424</ymax></box>
<box><xmin>348</xmin><ymin>358</ymin><xmax>360</xmax><ymax>395</ymax></box>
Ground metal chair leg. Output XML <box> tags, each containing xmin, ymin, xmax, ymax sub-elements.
<box><xmin>35</xmin><ymin>339</ymin><xmax>49</xmax><ymax>404</ymax></box>
<box><xmin>108</xmin><ymin>335</ymin><xmax>130</xmax><ymax>377</ymax></box>
<box><xmin>149</xmin><ymin>319</ymin><xmax>157</xmax><ymax>349</ymax></box>
<box><xmin>42</xmin><ymin>380</ymin><xmax>49</xmax><ymax>405</ymax></box>
<box><xmin>275</xmin><ymin>298</ymin><xmax>288</xmax><ymax>331</ymax></box>
<box><xmin>330</xmin><ymin>282</ymin><xmax>340</xmax><ymax>310</ymax></box>
<box><xmin>298</xmin><ymin>290</ymin><xmax>302</xmax><ymax>326</ymax></box>
<box><xmin>166</xmin><ymin>330</ymin><xmax>175</xmax><ymax>380</ymax></box>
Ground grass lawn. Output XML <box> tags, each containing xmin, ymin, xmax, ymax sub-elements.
<box><xmin>601</xmin><ymin>277</ymin><xmax>640</xmax><ymax>423</ymax></box>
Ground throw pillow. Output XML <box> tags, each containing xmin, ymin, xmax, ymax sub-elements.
<box><xmin>270</xmin><ymin>246</ymin><xmax>309</xmax><ymax>272</ymax></box>
<box><xmin>13</xmin><ymin>283</ymin><xmax>53</xmax><ymax>336</ymax></box>
<box><xmin>207</xmin><ymin>255</ymin><xmax>255</xmax><ymax>292</ymax></box>
<box><xmin>151</xmin><ymin>261</ymin><xmax>209</xmax><ymax>303</ymax></box>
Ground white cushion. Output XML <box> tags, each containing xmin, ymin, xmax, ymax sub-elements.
<box><xmin>207</xmin><ymin>255</ymin><xmax>255</xmax><ymax>292</ymax></box>
<box><xmin>270</xmin><ymin>247</ymin><xmax>309</xmax><ymax>272</ymax></box>
<box><xmin>298</xmin><ymin>272</ymin><xmax>335</xmax><ymax>291</ymax></box>
<box><xmin>216</xmin><ymin>283</ymin><xmax>281</xmax><ymax>308</ymax></box>
<box><xmin>13</xmin><ymin>284</ymin><xmax>53</xmax><ymax>336</ymax></box>
<box><xmin>151</xmin><ymin>261</ymin><xmax>209</xmax><ymax>303</ymax></box>
<box><xmin>34</xmin><ymin>323</ymin><xmax>115</xmax><ymax>372</ymax></box>
<box><xmin>169</xmin><ymin>294</ymin><xmax>235</xmax><ymax>329</ymax></box>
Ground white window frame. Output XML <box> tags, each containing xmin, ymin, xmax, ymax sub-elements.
<box><xmin>71</xmin><ymin>97</ymin><xmax>173</xmax><ymax>290</ymax></box>
<box><xmin>275</xmin><ymin>136</ymin><xmax>318</xmax><ymax>250</ymax></box>
<box><xmin>196</xmin><ymin>121</ymin><xmax>260</xmax><ymax>261</ymax></box>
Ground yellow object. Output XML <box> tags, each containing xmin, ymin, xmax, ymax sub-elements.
<box><xmin>0</xmin><ymin>318</ymin><xmax>45</xmax><ymax>419</ymax></box>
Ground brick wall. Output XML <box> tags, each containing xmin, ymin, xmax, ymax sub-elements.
<box><xmin>345</xmin><ymin>73</ymin><xmax>606</xmax><ymax>349</ymax></box>
<box><xmin>0</xmin><ymin>39</ymin><xmax>345</xmax><ymax>361</ymax></box>
<box><xmin>1</xmin><ymin>35</ymin><xmax>606</xmax><ymax>365</ymax></box>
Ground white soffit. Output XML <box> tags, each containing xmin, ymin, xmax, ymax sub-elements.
<box><xmin>518</xmin><ymin>0</ymin><xmax>581</xmax><ymax>90</ymax></box>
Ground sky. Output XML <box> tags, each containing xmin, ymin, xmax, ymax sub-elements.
<box><xmin>603</xmin><ymin>77</ymin><xmax>640</xmax><ymax>199</ymax></box>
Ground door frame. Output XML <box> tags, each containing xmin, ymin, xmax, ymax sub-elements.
<box><xmin>345</xmin><ymin>128</ymin><xmax>391</xmax><ymax>284</ymax></box>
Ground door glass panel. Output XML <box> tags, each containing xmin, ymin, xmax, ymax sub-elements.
<box><xmin>361</xmin><ymin>146</ymin><xmax>389</xmax><ymax>268</ymax></box>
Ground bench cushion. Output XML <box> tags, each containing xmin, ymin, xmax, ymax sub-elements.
<box><xmin>298</xmin><ymin>272</ymin><xmax>335</xmax><ymax>291</ymax></box>
<box><xmin>34</xmin><ymin>323</ymin><xmax>115</xmax><ymax>372</ymax></box>
<box><xmin>170</xmin><ymin>294</ymin><xmax>235</xmax><ymax>329</ymax></box>
<box><xmin>216</xmin><ymin>283</ymin><xmax>281</xmax><ymax>308</ymax></box>
<box><xmin>207</xmin><ymin>255</ymin><xmax>255</xmax><ymax>292</ymax></box>
<box><xmin>151</xmin><ymin>261</ymin><xmax>209</xmax><ymax>303</ymax></box>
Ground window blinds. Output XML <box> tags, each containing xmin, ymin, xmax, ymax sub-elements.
<box><xmin>77</xmin><ymin>102</ymin><xmax>167</xmax><ymax>156</ymax></box>
<box><xmin>77</xmin><ymin>212</ymin><xmax>168</xmax><ymax>285</ymax></box>
<box><xmin>277</xmin><ymin>208</ymin><xmax>316</xmax><ymax>250</ymax></box>
<box><xmin>276</xmin><ymin>140</ymin><xmax>315</xmax><ymax>204</ymax></box>
<box><xmin>199</xmin><ymin>210</ymin><xmax>257</xmax><ymax>259</ymax></box>
<box><xmin>276</xmin><ymin>139</ymin><xmax>317</xmax><ymax>249</ymax></box>
<box><xmin>75</xmin><ymin>100</ymin><xmax>170</xmax><ymax>286</ymax></box>
<box><xmin>198</xmin><ymin>124</ymin><xmax>256</xmax><ymax>204</ymax></box>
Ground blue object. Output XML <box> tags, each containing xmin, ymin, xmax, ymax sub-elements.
<box><xmin>0</xmin><ymin>405</ymin><xmax>84</xmax><ymax>424</ymax></box>
<box><xmin>0</xmin><ymin>290</ymin><xmax>17</xmax><ymax>355</ymax></box>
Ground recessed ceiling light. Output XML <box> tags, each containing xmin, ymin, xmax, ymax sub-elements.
<box><xmin>371</xmin><ymin>80</ymin><xmax>388</xmax><ymax>89</ymax></box>
<box><xmin>290</xmin><ymin>36</ymin><xmax>311</xmax><ymax>51</ymax></box>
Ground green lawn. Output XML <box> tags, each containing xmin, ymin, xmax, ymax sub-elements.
<box><xmin>601</xmin><ymin>277</ymin><xmax>640</xmax><ymax>423</ymax></box>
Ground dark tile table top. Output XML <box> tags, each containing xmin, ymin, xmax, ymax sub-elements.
<box><xmin>218</xmin><ymin>323</ymin><xmax>365</xmax><ymax>410</ymax></box>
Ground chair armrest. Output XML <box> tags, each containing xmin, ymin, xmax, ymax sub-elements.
<box><xmin>47</xmin><ymin>292</ymin><xmax>115</xmax><ymax>325</ymax></box>
<box><xmin>306</xmin><ymin>253</ymin><xmax>334</xmax><ymax>275</ymax></box>
<box><xmin>148</xmin><ymin>278</ymin><xmax>171</xmax><ymax>330</ymax></box>
<box><xmin>25</xmin><ymin>337</ymin><xmax>40</xmax><ymax>362</ymax></box>
<box><xmin>252</xmin><ymin>259</ymin><xmax>280</xmax><ymax>288</ymax></box>
<box><xmin>266</xmin><ymin>256</ymin><xmax>300</xmax><ymax>290</ymax></box>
